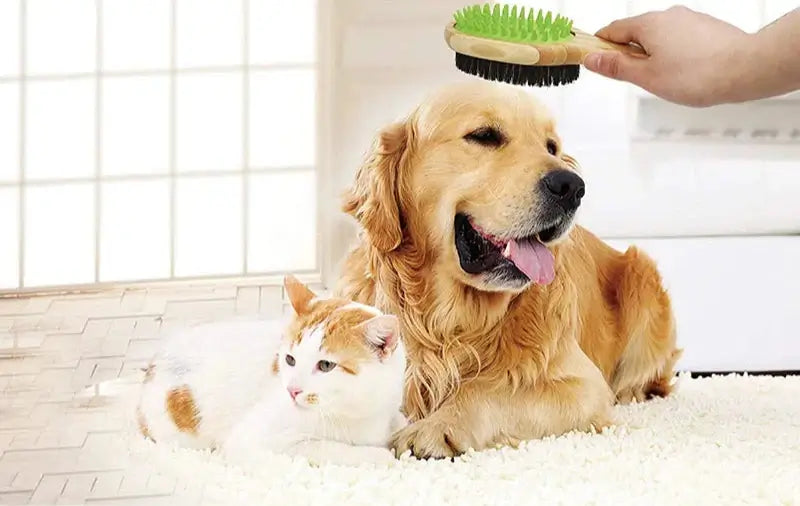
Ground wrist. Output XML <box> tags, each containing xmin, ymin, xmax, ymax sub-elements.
<box><xmin>715</xmin><ymin>33</ymin><xmax>766</xmax><ymax>105</ymax></box>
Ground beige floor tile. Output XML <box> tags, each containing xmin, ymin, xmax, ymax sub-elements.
<box><xmin>47</xmin><ymin>297</ymin><xmax>124</xmax><ymax>319</ymax></box>
<box><xmin>27</xmin><ymin>474</ymin><xmax>67</xmax><ymax>504</ymax></box>
<box><xmin>59</xmin><ymin>472</ymin><xmax>97</xmax><ymax>502</ymax></box>
<box><xmin>235</xmin><ymin>286</ymin><xmax>260</xmax><ymax>315</ymax></box>
<box><xmin>163</xmin><ymin>299</ymin><xmax>236</xmax><ymax>319</ymax></box>
<box><xmin>9</xmin><ymin>471</ymin><xmax>41</xmax><ymax>492</ymax></box>
<box><xmin>258</xmin><ymin>286</ymin><xmax>283</xmax><ymax>317</ymax></box>
<box><xmin>0</xmin><ymin>491</ymin><xmax>33</xmax><ymax>504</ymax></box>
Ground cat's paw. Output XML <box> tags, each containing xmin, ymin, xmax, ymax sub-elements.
<box><xmin>391</xmin><ymin>414</ymin><xmax>472</xmax><ymax>460</ymax></box>
<box><xmin>356</xmin><ymin>446</ymin><xmax>399</xmax><ymax>467</ymax></box>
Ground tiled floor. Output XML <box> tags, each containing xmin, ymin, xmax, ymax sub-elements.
<box><xmin>0</xmin><ymin>281</ymin><xmax>320</xmax><ymax>505</ymax></box>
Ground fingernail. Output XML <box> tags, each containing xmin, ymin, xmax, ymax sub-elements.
<box><xmin>583</xmin><ymin>53</ymin><xmax>601</xmax><ymax>71</ymax></box>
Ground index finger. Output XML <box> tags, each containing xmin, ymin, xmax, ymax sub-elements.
<box><xmin>595</xmin><ymin>12</ymin><xmax>654</xmax><ymax>44</ymax></box>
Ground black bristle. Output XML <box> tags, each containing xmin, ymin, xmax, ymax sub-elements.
<box><xmin>454</xmin><ymin>52</ymin><xmax>580</xmax><ymax>87</ymax></box>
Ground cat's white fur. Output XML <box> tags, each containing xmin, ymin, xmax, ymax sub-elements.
<box><xmin>138</xmin><ymin>306</ymin><xmax>407</xmax><ymax>466</ymax></box>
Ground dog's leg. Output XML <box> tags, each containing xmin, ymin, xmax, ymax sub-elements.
<box><xmin>611</xmin><ymin>247</ymin><xmax>682</xmax><ymax>403</ymax></box>
<box><xmin>391</xmin><ymin>339</ymin><xmax>614</xmax><ymax>459</ymax></box>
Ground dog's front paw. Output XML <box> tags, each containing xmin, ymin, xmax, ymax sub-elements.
<box><xmin>391</xmin><ymin>414</ymin><xmax>473</xmax><ymax>460</ymax></box>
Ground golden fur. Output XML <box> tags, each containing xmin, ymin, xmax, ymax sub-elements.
<box><xmin>336</xmin><ymin>81</ymin><xmax>681</xmax><ymax>458</ymax></box>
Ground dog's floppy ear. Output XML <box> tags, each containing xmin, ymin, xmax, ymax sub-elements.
<box><xmin>342</xmin><ymin>120</ymin><xmax>411</xmax><ymax>253</ymax></box>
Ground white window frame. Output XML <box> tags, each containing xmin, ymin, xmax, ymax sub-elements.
<box><xmin>0</xmin><ymin>0</ymin><xmax>335</xmax><ymax>296</ymax></box>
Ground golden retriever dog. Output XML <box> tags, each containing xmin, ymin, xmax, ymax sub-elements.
<box><xmin>335</xmin><ymin>81</ymin><xmax>681</xmax><ymax>459</ymax></box>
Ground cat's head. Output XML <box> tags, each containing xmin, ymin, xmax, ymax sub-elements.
<box><xmin>272</xmin><ymin>276</ymin><xmax>406</xmax><ymax>417</ymax></box>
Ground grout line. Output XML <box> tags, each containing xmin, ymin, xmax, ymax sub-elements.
<box><xmin>168</xmin><ymin>0</ymin><xmax>177</xmax><ymax>279</ymax></box>
<box><xmin>94</xmin><ymin>0</ymin><xmax>104</xmax><ymax>284</ymax></box>
<box><xmin>242</xmin><ymin>0</ymin><xmax>250</xmax><ymax>275</ymax></box>
<box><xmin>17</xmin><ymin>0</ymin><xmax>26</xmax><ymax>290</ymax></box>
<box><xmin>0</xmin><ymin>166</ymin><xmax>315</xmax><ymax>189</ymax></box>
<box><xmin>0</xmin><ymin>63</ymin><xmax>313</xmax><ymax>84</ymax></box>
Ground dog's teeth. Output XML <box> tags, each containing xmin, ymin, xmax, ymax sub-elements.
<box><xmin>502</xmin><ymin>243</ymin><xmax>511</xmax><ymax>257</ymax></box>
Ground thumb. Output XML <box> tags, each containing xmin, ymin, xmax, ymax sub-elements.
<box><xmin>582</xmin><ymin>51</ymin><xmax>646</xmax><ymax>83</ymax></box>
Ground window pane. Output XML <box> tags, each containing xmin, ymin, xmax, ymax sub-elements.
<box><xmin>176</xmin><ymin>0</ymin><xmax>243</xmax><ymax>69</ymax></box>
<box><xmin>176</xmin><ymin>73</ymin><xmax>243</xmax><ymax>172</ymax></box>
<box><xmin>103</xmin><ymin>0</ymin><xmax>170</xmax><ymax>71</ymax></box>
<box><xmin>0</xmin><ymin>187</ymin><xmax>19</xmax><ymax>289</ymax></box>
<box><xmin>175</xmin><ymin>176</ymin><xmax>242</xmax><ymax>277</ymax></box>
<box><xmin>24</xmin><ymin>183</ymin><xmax>95</xmax><ymax>287</ymax></box>
<box><xmin>0</xmin><ymin>82</ymin><xmax>18</xmax><ymax>182</ymax></box>
<box><xmin>102</xmin><ymin>76</ymin><xmax>169</xmax><ymax>176</ymax></box>
<box><xmin>249</xmin><ymin>0</ymin><xmax>316</xmax><ymax>64</ymax></box>
<box><xmin>26</xmin><ymin>79</ymin><xmax>95</xmax><ymax>180</ymax></box>
<box><xmin>249</xmin><ymin>69</ymin><xmax>315</xmax><ymax>168</ymax></box>
<box><xmin>26</xmin><ymin>0</ymin><xmax>96</xmax><ymax>75</ymax></box>
<box><xmin>0</xmin><ymin>0</ymin><xmax>19</xmax><ymax>77</ymax></box>
<box><xmin>100</xmin><ymin>180</ymin><xmax>170</xmax><ymax>281</ymax></box>
<box><xmin>248</xmin><ymin>171</ymin><xmax>315</xmax><ymax>273</ymax></box>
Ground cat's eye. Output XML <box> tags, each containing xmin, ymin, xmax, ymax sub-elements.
<box><xmin>316</xmin><ymin>360</ymin><xmax>336</xmax><ymax>373</ymax></box>
<box><xmin>464</xmin><ymin>126</ymin><xmax>506</xmax><ymax>148</ymax></box>
<box><xmin>546</xmin><ymin>139</ymin><xmax>558</xmax><ymax>156</ymax></box>
<box><xmin>285</xmin><ymin>354</ymin><xmax>296</xmax><ymax>367</ymax></box>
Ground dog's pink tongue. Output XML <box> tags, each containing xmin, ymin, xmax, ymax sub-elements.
<box><xmin>503</xmin><ymin>238</ymin><xmax>555</xmax><ymax>284</ymax></box>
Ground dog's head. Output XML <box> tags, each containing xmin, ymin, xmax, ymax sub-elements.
<box><xmin>343</xmin><ymin>82</ymin><xmax>584</xmax><ymax>293</ymax></box>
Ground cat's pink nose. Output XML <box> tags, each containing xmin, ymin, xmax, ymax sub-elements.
<box><xmin>287</xmin><ymin>386</ymin><xmax>302</xmax><ymax>400</ymax></box>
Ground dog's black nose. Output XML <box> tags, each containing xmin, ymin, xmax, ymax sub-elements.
<box><xmin>542</xmin><ymin>169</ymin><xmax>585</xmax><ymax>210</ymax></box>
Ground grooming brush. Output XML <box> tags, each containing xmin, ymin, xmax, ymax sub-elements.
<box><xmin>445</xmin><ymin>3</ymin><xmax>647</xmax><ymax>86</ymax></box>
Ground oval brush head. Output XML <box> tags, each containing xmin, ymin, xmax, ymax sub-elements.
<box><xmin>446</xmin><ymin>3</ymin><xmax>646</xmax><ymax>86</ymax></box>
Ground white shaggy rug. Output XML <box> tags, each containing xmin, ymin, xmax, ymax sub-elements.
<box><xmin>124</xmin><ymin>373</ymin><xmax>800</xmax><ymax>505</ymax></box>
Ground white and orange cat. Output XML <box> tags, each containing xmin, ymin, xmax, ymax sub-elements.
<box><xmin>136</xmin><ymin>276</ymin><xmax>407</xmax><ymax>466</ymax></box>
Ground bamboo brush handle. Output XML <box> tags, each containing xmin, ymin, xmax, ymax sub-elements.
<box><xmin>444</xmin><ymin>21</ymin><xmax>647</xmax><ymax>66</ymax></box>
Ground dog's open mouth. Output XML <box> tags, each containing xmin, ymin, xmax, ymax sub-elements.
<box><xmin>454</xmin><ymin>213</ymin><xmax>558</xmax><ymax>285</ymax></box>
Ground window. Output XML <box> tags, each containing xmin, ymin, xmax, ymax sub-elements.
<box><xmin>0</xmin><ymin>0</ymin><xmax>319</xmax><ymax>291</ymax></box>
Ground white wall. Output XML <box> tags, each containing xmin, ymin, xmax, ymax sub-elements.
<box><xmin>328</xmin><ymin>0</ymin><xmax>800</xmax><ymax>372</ymax></box>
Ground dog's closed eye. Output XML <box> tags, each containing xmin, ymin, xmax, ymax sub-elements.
<box><xmin>464</xmin><ymin>126</ymin><xmax>506</xmax><ymax>148</ymax></box>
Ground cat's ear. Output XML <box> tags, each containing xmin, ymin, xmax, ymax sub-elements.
<box><xmin>360</xmin><ymin>314</ymin><xmax>400</xmax><ymax>361</ymax></box>
<box><xmin>283</xmin><ymin>275</ymin><xmax>316</xmax><ymax>315</ymax></box>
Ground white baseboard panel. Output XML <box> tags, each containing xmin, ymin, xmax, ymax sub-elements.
<box><xmin>605</xmin><ymin>235</ymin><xmax>800</xmax><ymax>373</ymax></box>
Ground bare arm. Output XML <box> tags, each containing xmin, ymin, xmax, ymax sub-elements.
<box><xmin>583</xmin><ymin>6</ymin><xmax>800</xmax><ymax>107</ymax></box>
<box><xmin>742</xmin><ymin>8</ymin><xmax>800</xmax><ymax>102</ymax></box>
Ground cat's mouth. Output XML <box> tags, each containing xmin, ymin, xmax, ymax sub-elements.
<box><xmin>293</xmin><ymin>392</ymin><xmax>319</xmax><ymax>408</ymax></box>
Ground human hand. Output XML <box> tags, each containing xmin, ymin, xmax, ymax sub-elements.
<box><xmin>582</xmin><ymin>6</ymin><xmax>755</xmax><ymax>107</ymax></box>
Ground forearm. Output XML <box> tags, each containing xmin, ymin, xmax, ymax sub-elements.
<box><xmin>727</xmin><ymin>8</ymin><xmax>800</xmax><ymax>103</ymax></box>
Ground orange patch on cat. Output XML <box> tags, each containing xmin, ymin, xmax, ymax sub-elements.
<box><xmin>337</xmin><ymin>360</ymin><xmax>360</xmax><ymax>375</ymax></box>
<box><xmin>136</xmin><ymin>407</ymin><xmax>155</xmax><ymax>442</ymax></box>
<box><xmin>166</xmin><ymin>385</ymin><xmax>200</xmax><ymax>434</ymax></box>
<box><xmin>305</xmin><ymin>393</ymin><xmax>319</xmax><ymax>405</ymax></box>
<box><xmin>287</xmin><ymin>299</ymin><xmax>348</xmax><ymax>345</ymax></box>
<box><xmin>285</xmin><ymin>289</ymin><xmax>381</xmax><ymax>374</ymax></box>
<box><xmin>271</xmin><ymin>354</ymin><xmax>280</xmax><ymax>375</ymax></box>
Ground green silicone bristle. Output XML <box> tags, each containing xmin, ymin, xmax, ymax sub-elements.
<box><xmin>453</xmin><ymin>3</ymin><xmax>574</xmax><ymax>44</ymax></box>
